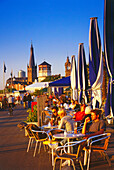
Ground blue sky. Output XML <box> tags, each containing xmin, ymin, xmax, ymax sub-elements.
<box><xmin>0</xmin><ymin>0</ymin><xmax>104</xmax><ymax>90</ymax></box>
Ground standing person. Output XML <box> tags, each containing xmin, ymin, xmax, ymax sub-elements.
<box><xmin>2</xmin><ymin>95</ymin><xmax>7</xmax><ymax>110</ymax></box>
<box><xmin>17</xmin><ymin>95</ymin><xmax>20</xmax><ymax>105</ymax></box>
<box><xmin>8</xmin><ymin>95</ymin><xmax>13</xmax><ymax>116</ymax></box>
<box><xmin>23</xmin><ymin>93</ymin><xmax>27</xmax><ymax>109</ymax></box>
<box><xmin>27</xmin><ymin>93</ymin><xmax>32</xmax><ymax>108</ymax></box>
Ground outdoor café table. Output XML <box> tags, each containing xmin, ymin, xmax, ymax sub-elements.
<box><xmin>42</xmin><ymin>125</ymin><xmax>58</xmax><ymax>129</ymax></box>
<box><xmin>53</xmin><ymin>133</ymin><xmax>85</xmax><ymax>166</ymax></box>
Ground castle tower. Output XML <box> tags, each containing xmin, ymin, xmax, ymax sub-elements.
<box><xmin>65</xmin><ymin>56</ymin><xmax>71</xmax><ymax>77</ymax></box>
<box><xmin>38</xmin><ymin>61</ymin><xmax>51</xmax><ymax>82</ymax></box>
<box><xmin>27</xmin><ymin>43</ymin><xmax>37</xmax><ymax>83</ymax></box>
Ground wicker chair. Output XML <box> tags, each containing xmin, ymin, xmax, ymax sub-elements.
<box><xmin>31</xmin><ymin>129</ymin><xmax>49</xmax><ymax>157</ymax></box>
<box><xmin>86</xmin><ymin>133</ymin><xmax>111</xmax><ymax>170</ymax></box>
<box><xmin>25</xmin><ymin>124</ymin><xmax>41</xmax><ymax>152</ymax></box>
<box><xmin>53</xmin><ymin>139</ymin><xmax>87</xmax><ymax>170</ymax></box>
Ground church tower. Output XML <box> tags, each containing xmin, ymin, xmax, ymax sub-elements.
<box><xmin>27</xmin><ymin>43</ymin><xmax>37</xmax><ymax>83</ymax></box>
<box><xmin>65</xmin><ymin>56</ymin><xmax>71</xmax><ymax>77</ymax></box>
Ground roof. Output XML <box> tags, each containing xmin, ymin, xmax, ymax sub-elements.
<box><xmin>49</xmin><ymin>76</ymin><xmax>70</xmax><ymax>87</ymax></box>
<box><xmin>29</xmin><ymin>44</ymin><xmax>35</xmax><ymax>67</ymax></box>
<box><xmin>39</xmin><ymin>61</ymin><xmax>51</xmax><ymax>66</ymax></box>
<box><xmin>25</xmin><ymin>82</ymin><xmax>49</xmax><ymax>92</ymax></box>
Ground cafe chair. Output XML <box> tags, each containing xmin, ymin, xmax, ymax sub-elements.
<box><xmin>41</xmin><ymin>110</ymin><xmax>52</xmax><ymax>126</ymax></box>
<box><xmin>49</xmin><ymin>128</ymin><xmax>65</xmax><ymax>144</ymax></box>
<box><xmin>53</xmin><ymin>139</ymin><xmax>87</xmax><ymax>170</ymax></box>
<box><xmin>25</xmin><ymin>124</ymin><xmax>41</xmax><ymax>152</ymax></box>
<box><xmin>86</xmin><ymin>133</ymin><xmax>111</xmax><ymax>170</ymax></box>
<box><xmin>43</xmin><ymin>129</ymin><xmax>65</xmax><ymax>158</ymax></box>
<box><xmin>31</xmin><ymin>129</ymin><xmax>49</xmax><ymax>157</ymax></box>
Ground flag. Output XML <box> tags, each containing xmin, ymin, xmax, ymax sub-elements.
<box><xmin>10</xmin><ymin>71</ymin><xmax>13</xmax><ymax>77</ymax></box>
<box><xmin>3</xmin><ymin>62</ymin><xmax>6</xmax><ymax>73</ymax></box>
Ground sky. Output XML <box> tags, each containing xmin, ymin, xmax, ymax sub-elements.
<box><xmin>0</xmin><ymin>0</ymin><xmax>104</xmax><ymax>90</ymax></box>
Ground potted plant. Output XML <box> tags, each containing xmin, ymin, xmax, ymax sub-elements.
<box><xmin>25</xmin><ymin>105</ymin><xmax>38</xmax><ymax>136</ymax></box>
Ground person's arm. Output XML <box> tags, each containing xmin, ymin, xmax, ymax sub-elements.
<box><xmin>82</xmin><ymin>117</ymin><xmax>90</xmax><ymax>134</ymax></box>
<box><xmin>84</xmin><ymin>129</ymin><xmax>104</xmax><ymax>138</ymax></box>
<box><xmin>50</xmin><ymin>114</ymin><xmax>54</xmax><ymax>125</ymax></box>
<box><xmin>73</xmin><ymin>112</ymin><xmax>77</xmax><ymax>119</ymax></box>
<box><xmin>58</xmin><ymin>118</ymin><xmax>64</xmax><ymax>129</ymax></box>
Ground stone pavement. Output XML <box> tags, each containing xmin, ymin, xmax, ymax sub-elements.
<box><xmin>0</xmin><ymin>105</ymin><xmax>114</xmax><ymax>170</ymax></box>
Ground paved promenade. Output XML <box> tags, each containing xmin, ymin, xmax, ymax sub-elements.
<box><xmin>0</xmin><ymin>105</ymin><xmax>114</xmax><ymax>170</ymax></box>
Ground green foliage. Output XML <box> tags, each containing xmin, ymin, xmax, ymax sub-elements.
<box><xmin>33</xmin><ymin>88</ymin><xmax>47</xmax><ymax>96</ymax></box>
<box><xmin>5</xmin><ymin>88</ymin><xmax>16</xmax><ymax>93</ymax></box>
<box><xmin>41</xmin><ymin>74</ymin><xmax>61</xmax><ymax>82</ymax></box>
<box><xmin>26</xmin><ymin>105</ymin><xmax>37</xmax><ymax>122</ymax></box>
<box><xmin>0</xmin><ymin>90</ymin><xmax>3</xmax><ymax>94</ymax></box>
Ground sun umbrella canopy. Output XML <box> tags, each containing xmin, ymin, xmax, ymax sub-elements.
<box><xmin>49</xmin><ymin>76</ymin><xmax>70</xmax><ymax>87</ymax></box>
<box><xmin>77</xmin><ymin>43</ymin><xmax>89</xmax><ymax>103</ymax></box>
<box><xmin>70</xmin><ymin>55</ymin><xmax>78</xmax><ymax>100</ymax></box>
<box><xmin>25</xmin><ymin>82</ymin><xmax>49</xmax><ymax>92</ymax></box>
<box><xmin>89</xmin><ymin>17</ymin><xmax>103</xmax><ymax>108</ymax></box>
<box><xmin>104</xmin><ymin>0</ymin><xmax>114</xmax><ymax>117</ymax></box>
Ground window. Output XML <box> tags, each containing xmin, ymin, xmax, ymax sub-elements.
<box><xmin>43</xmin><ymin>67</ymin><xmax>46</xmax><ymax>70</ymax></box>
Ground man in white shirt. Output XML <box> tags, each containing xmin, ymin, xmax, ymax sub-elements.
<box><xmin>58</xmin><ymin>109</ymin><xmax>74</xmax><ymax>132</ymax></box>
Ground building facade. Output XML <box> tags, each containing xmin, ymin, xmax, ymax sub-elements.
<box><xmin>18</xmin><ymin>70</ymin><xmax>26</xmax><ymax>78</ymax></box>
<box><xmin>38</xmin><ymin>61</ymin><xmax>51</xmax><ymax>82</ymax></box>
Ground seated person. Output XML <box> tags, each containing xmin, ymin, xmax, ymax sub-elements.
<box><xmin>73</xmin><ymin>104</ymin><xmax>86</xmax><ymax>121</ymax></box>
<box><xmin>52</xmin><ymin>99</ymin><xmax>57</xmax><ymax>106</ymax></box>
<box><xmin>44</xmin><ymin>100</ymin><xmax>50</xmax><ymax>110</ymax></box>
<box><xmin>63</xmin><ymin>101</ymin><xmax>69</xmax><ymax>110</ymax></box>
<box><xmin>50</xmin><ymin>106</ymin><xmax>60</xmax><ymax>126</ymax></box>
<box><xmin>81</xmin><ymin>97</ymin><xmax>85</xmax><ymax>105</ymax></box>
<box><xmin>82</xmin><ymin>108</ymin><xmax>106</xmax><ymax>137</ymax></box>
<box><xmin>69</xmin><ymin>99</ymin><xmax>76</xmax><ymax>110</ymax></box>
<box><xmin>58</xmin><ymin>108</ymin><xmax>74</xmax><ymax>132</ymax></box>
<box><xmin>74</xmin><ymin>100</ymin><xmax>80</xmax><ymax>111</ymax></box>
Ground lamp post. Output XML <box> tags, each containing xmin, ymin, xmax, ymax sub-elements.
<box><xmin>10</xmin><ymin>71</ymin><xmax>12</xmax><ymax>93</ymax></box>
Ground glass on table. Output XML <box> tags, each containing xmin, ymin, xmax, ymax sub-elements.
<box><xmin>74</xmin><ymin>122</ymin><xmax>78</xmax><ymax>134</ymax></box>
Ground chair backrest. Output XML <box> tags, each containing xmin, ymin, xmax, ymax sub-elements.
<box><xmin>62</xmin><ymin>139</ymin><xmax>87</xmax><ymax>158</ymax></box>
<box><xmin>76</xmin><ymin>140</ymin><xmax>87</xmax><ymax>158</ymax></box>
<box><xmin>103</xmin><ymin>133</ymin><xmax>111</xmax><ymax>150</ymax></box>
<box><xmin>31</xmin><ymin>129</ymin><xmax>49</xmax><ymax>141</ymax></box>
<box><xmin>26</xmin><ymin>124</ymin><xmax>40</xmax><ymax>137</ymax></box>
<box><xmin>17</xmin><ymin>122</ymin><xmax>27</xmax><ymax>129</ymax></box>
<box><xmin>87</xmin><ymin>133</ymin><xmax>111</xmax><ymax>150</ymax></box>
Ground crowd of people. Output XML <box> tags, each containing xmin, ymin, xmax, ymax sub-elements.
<box><xmin>0</xmin><ymin>92</ymin><xmax>106</xmax><ymax>137</ymax></box>
<box><xmin>0</xmin><ymin>92</ymin><xmax>36</xmax><ymax>115</ymax></box>
<box><xmin>43</xmin><ymin>94</ymin><xmax>106</xmax><ymax>138</ymax></box>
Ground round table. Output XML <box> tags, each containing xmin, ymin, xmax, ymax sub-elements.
<box><xmin>42</xmin><ymin>125</ymin><xmax>58</xmax><ymax>129</ymax></box>
<box><xmin>53</xmin><ymin>133</ymin><xmax>85</xmax><ymax>140</ymax></box>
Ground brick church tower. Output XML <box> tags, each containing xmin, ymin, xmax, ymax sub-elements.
<box><xmin>27</xmin><ymin>43</ymin><xmax>37</xmax><ymax>84</ymax></box>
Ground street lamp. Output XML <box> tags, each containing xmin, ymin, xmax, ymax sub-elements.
<box><xmin>10</xmin><ymin>71</ymin><xmax>13</xmax><ymax>93</ymax></box>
